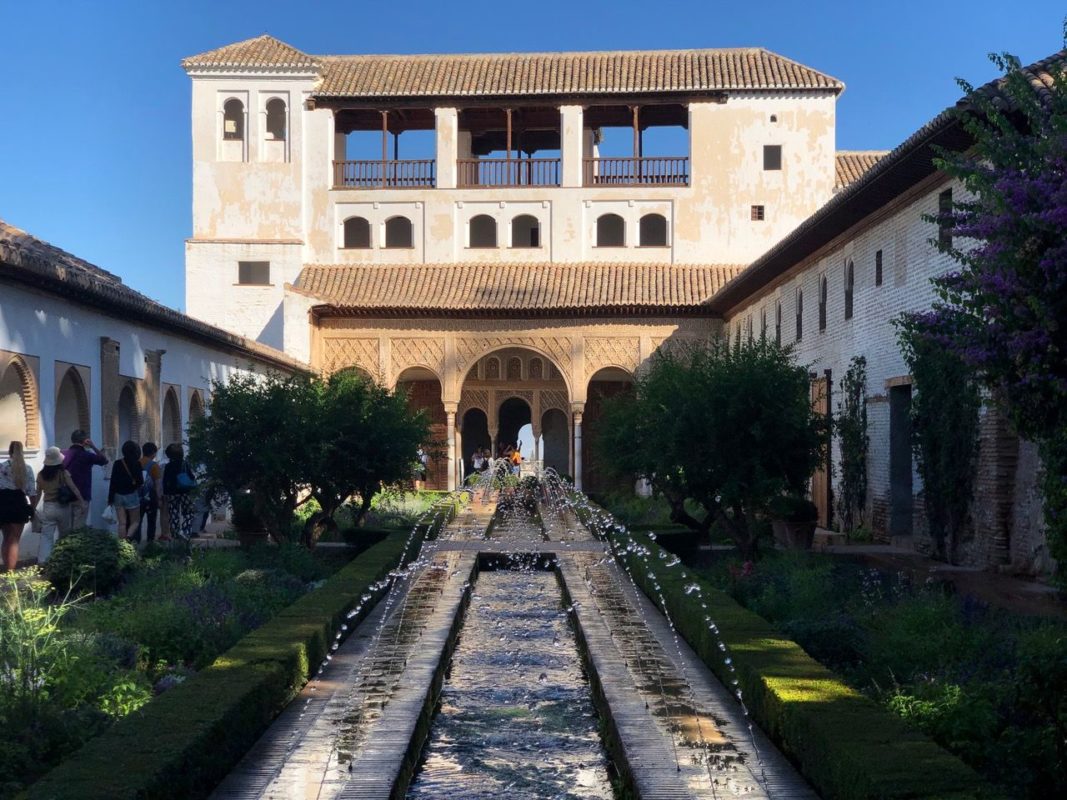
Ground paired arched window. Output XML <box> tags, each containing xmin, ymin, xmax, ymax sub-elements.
<box><xmin>844</xmin><ymin>260</ymin><xmax>855</xmax><ymax>320</ymax></box>
<box><xmin>343</xmin><ymin>216</ymin><xmax>371</xmax><ymax>249</ymax></box>
<box><xmin>223</xmin><ymin>98</ymin><xmax>245</xmax><ymax>141</ymax></box>
<box><xmin>485</xmin><ymin>357</ymin><xmax>501</xmax><ymax>380</ymax></box>
<box><xmin>55</xmin><ymin>366</ymin><xmax>89</xmax><ymax>442</ymax></box>
<box><xmin>596</xmin><ymin>214</ymin><xmax>625</xmax><ymax>247</ymax></box>
<box><xmin>511</xmin><ymin>214</ymin><xmax>540</xmax><ymax>248</ymax></box>
<box><xmin>384</xmin><ymin>216</ymin><xmax>413</xmax><ymax>249</ymax></box>
<box><xmin>469</xmin><ymin>215</ymin><xmax>497</xmax><ymax>248</ymax></box>
<box><xmin>639</xmin><ymin>214</ymin><xmax>668</xmax><ymax>247</ymax></box>
<box><xmin>162</xmin><ymin>388</ymin><xmax>182</xmax><ymax>448</ymax></box>
<box><xmin>795</xmin><ymin>289</ymin><xmax>804</xmax><ymax>342</ymax></box>
<box><xmin>818</xmin><ymin>275</ymin><xmax>828</xmax><ymax>331</ymax></box>
<box><xmin>189</xmin><ymin>391</ymin><xmax>206</xmax><ymax>424</ymax></box>
<box><xmin>528</xmin><ymin>358</ymin><xmax>544</xmax><ymax>379</ymax></box>
<box><xmin>265</xmin><ymin>98</ymin><xmax>286</xmax><ymax>141</ymax></box>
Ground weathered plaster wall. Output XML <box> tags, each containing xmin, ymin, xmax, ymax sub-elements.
<box><xmin>723</xmin><ymin>178</ymin><xmax>1047</xmax><ymax>572</ymax></box>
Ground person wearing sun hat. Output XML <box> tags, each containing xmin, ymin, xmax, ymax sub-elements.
<box><xmin>34</xmin><ymin>446</ymin><xmax>84</xmax><ymax>563</ymax></box>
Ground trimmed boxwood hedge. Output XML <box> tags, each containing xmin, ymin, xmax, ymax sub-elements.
<box><xmin>613</xmin><ymin>530</ymin><xmax>1006</xmax><ymax>800</ymax></box>
<box><xmin>24</xmin><ymin>533</ymin><xmax>413</xmax><ymax>800</ymax></box>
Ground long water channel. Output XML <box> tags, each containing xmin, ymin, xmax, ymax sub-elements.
<box><xmin>406</xmin><ymin>560</ymin><xmax>617</xmax><ymax>799</ymax></box>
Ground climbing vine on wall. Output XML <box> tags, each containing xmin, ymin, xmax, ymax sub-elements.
<box><xmin>896</xmin><ymin>316</ymin><xmax>981</xmax><ymax>564</ymax></box>
<box><xmin>835</xmin><ymin>356</ymin><xmax>868</xmax><ymax>535</ymax></box>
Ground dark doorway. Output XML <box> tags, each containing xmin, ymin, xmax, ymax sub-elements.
<box><xmin>461</xmin><ymin>408</ymin><xmax>490</xmax><ymax>475</ymax></box>
<box><xmin>889</xmin><ymin>384</ymin><xmax>914</xmax><ymax>538</ymax></box>
<box><xmin>541</xmin><ymin>408</ymin><xmax>569</xmax><ymax>477</ymax></box>
<box><xmin>498</xmin><ymin>397</ymin><xmax>531</xmax><ymax>457</ymax></box>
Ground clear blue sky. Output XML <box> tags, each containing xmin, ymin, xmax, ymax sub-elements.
<box><xmin>1</xmin><ymin>0</ymin><xmax>1062</xmax><ymax>311</ymax></box>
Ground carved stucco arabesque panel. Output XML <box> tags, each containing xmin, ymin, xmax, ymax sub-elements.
<box><xmin>584</xmin><ymin>336</ymin><xmax>640</xmax><ymax>379</ymax></box>
<box><xmin>455</xmin><ymin>335</ymin><xmax>573</xmax><ymax>376</ymax></box>
<box><xmin>322</xmin><ymin>338</ymin><xmax>381</xmax><ymax>380</ymax></box>
<box><xmin>390</xmin><ymin>337</ymin><xmax>446</xmax><ymax>382</ymax></box>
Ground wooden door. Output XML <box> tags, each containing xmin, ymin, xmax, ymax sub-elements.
<box><xmin>810</xmin><ymin>374</ymin><xmax>832</xmax><ymax>528</ymax></box>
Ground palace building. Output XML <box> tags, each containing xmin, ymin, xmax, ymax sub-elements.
<box><xmin>181</xmin><ymin>35</ymin><xmax>859</xmax><ymax>496</ymax></box>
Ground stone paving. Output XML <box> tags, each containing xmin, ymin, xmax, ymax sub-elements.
<box><xmin>212</xmin><ymin>498</ymin><xmax>817</xmax><ymax>799</ymax></box>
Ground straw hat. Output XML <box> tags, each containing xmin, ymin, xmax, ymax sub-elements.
<box><xmin>43</xmin><ymin>446</ymin><xmax>64</xmax><ymax>466</ymax></box>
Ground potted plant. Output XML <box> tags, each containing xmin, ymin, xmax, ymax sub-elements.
<box><xmin>769</xmin><ymin>494</ymin><xmax>819</xmax><ymax>550</ymax></box>
<box><xmin>231</xmin><ymin>491</ymin><xmax>270</xmax><ymax>548</ymax></box>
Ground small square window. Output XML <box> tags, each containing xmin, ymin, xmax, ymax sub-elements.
<box><xmin>875</xmin><ymin>250</ymin><xmax>883</xmax><ymax>286</ymax></box>
<box><xmin>238</xmin><ymin>261</ymin><xmax>270</xmax><ymax>285</ymax></box>
<box><xmin>763</xmin><ymin>145</ymin><xmax>782</xmax><ymax>170</ymax></box>
<box><xmin>750</xmin><ymin>205</ymin><xmax>765</xmax><ymax>221</ymax></box>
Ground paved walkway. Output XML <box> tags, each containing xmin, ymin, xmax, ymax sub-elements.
<box><xmin>212</xmin><ymin>498</ymin><xmax>817</xmax><ymax>799</ymax></box>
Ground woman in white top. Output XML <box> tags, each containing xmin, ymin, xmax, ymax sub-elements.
<box><xmin>0</xmin><ymin>440</ymin><xmax>37</xmax><ymax>571</ymax></box>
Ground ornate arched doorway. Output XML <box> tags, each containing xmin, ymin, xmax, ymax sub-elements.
<box><xmin>584</xmin><ymin>366</ymin><xmax>635</xmax><ymax>496</ymax></box>
<box><xmin>457</xmin><ymin>346</ymin><xmax>570</xmax><ymax>483</ymax></box>
<box><xmin>396</xmin><ymin>366</ymin><xmax>446</xmax><ymax>490</ymax></box>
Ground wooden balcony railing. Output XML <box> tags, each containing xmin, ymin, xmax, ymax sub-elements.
<box><xmin>583</xmin><ymin>157</ymin><xmax>689</xmax><ymax>187</ymax></box>
<box><xmin>333</xmin><ymin>159</ymin><xmax>436</xmax><ymax>189</ymax></box>
<box><xmin>457</xmin><ymin>158</ymin><xmax>561</xmax><ymax>187</ymax></box>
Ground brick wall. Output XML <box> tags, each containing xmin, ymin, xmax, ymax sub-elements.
<box><xmin>726</xmin><ymin>179</ymin><xmax>1050</xmax><ymax>572</ymax></box>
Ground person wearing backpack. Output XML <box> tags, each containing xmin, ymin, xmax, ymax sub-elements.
<box><xmin>34</xmin><ymin>446</ymin><xmax>83</xmax><ymax>563</ymax></box>
<box><xmin>138</xmin><ymin>442</ymin><xmax>166</xmax><ymax>543</ymax></box>
<box><xmin>162</xmin><ymin>443</ymin><xmax>197</xmax><ymax>540</ymax></box>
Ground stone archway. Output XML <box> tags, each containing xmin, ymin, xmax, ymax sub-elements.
<box><xmin>396</xmin><ymin>366</ymin><xmax>447</xmax><ymax>490</ymax></box>
<box><xmin>55</xmin><ymin>366</ymin><xmax>90</xmax><ymax>444</ymax></box>
<box><xmin>583</xmin><ymin>366</ymin><xmax>635</xmax><ymax>496</ymax></box>
<box><xmin>457</xmin><ymin>346</ymin><xmax>571</xmax><ymax>480</ymax></box>
<box><xmin>460</xmin><ymin>408</ymin><xmax>490</xmax><ymax>478</ymax></box>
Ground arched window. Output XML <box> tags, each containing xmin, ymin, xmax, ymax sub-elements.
<box><xmin>638</xmin><ymin>214</ymin><xmax>668</xmax><ymax>247</ymax></box>
<box><xmin>55</xmin><ymin>366</ymin><xmax>89</xmax><ymax>443</ymax></box>
<box><xmin>819</xmin><ymin>275</ymin><xmax>828</xmax><ymax>331</ymax></box>
<box><xmin>162</xmin><ymin>388</ymin><xmax>182</xmax><ymax>448</ymax></box>
<box><xmin>760</xmin><ymin>308</ymin><xmax>767</xmax><ymax>339</ymax></box>
<box><xmin>265</xmin><ymin>98</ymin><xmax>286</xmax><ymax>141</ymax></box>
<box><xmin>118</xmin><ymin>384</ymin><xmax>138</xmax><ymax>446</ymax></box>
<box><xmin>511</xmin><ymin>214</ymin><xmax>540</xmax><ymax>248</ymax></box>
<box><xmin>596</xmin><ymin>213</ymin><xmax>625</xmax><ymax>247</ymax></box>
<box><xmin>506</xmin><ymin>357</ymin><xmax>522</xmax><ymax>381</ymax></box>
<box><xmin>343</xmin><ymin>216</ymin><xmax>371</xmax><ymax>249</ymax></box>
<box><xmin>528</xmin><ymin>358</ymin><xmax>544</xmax><ymax>380</ymax></box>
<box><xmin>0</xmin><ymin>357</ymin><xmax>34</xmax><ymax>449</ymax></box>
<box><xmin>384</xmin><ymin>216</ymin><xmax>413</xmax><ymax>249</ymax></box>
<box><xmin>189</xmin><ymin>391</ymin><xmax>205</xmax><ymax>424</ymax></box>
<box><xmin>795</xmin><ymin>289</ymin><xmax>804</xmax><ymax>342</ymax></box>
<box><xmin>844</xmin><ymin>260</ymin><xmax>855</xmax><ymax>320</ymax></box>
<box><xmin>469</xmin><ymin>215</ymin><xmax>497</xmax><ymax>248</ymax></box>
<box><xmin>223</xmin><ymin>98</ymin><xmax>245</xmax><ymax>141</ymax></box>
<box><xmin>775</xmin><ymin>301</ymin><xmax>782</xmax><ymax>345</ymax></box>
<box><xmin>485</xmin><ymin>357</ymin><xmax>501</xmax><ymax>380</ymax></box>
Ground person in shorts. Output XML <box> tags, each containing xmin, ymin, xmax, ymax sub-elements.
<box><xmin>108</xmin><ymin>441</ymin><xmax>144</xmax><ymax>540</ymax></box>
<box><xmin>0</xmin><ymin>441</ymin><xmax>35</xmax><ymax>571</ymax></box>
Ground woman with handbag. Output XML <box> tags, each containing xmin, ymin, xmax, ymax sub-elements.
<box><xmin>35</xmin><ymin>446</ymin><xmax>84</xmax><ymax>563</ymax></box>
<box><xmin>1</xmin><ymin>440</ymin><xmax>36</xmax><ymax>571</ymax></box>
<box><xmin>107</xmin><ymin>441</ymin><xmax>144</xmax><ymax>541</ymax></box>
<box><xmin>162</xmin><ymin>443</ymin><xmax>197</xmax><ymax>540</ymax></box>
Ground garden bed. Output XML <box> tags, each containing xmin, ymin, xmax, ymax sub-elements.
<box><xmin>609</xmin><ymin>530</ymin><xmax>1005</xmax><ymax>800</ymax></box>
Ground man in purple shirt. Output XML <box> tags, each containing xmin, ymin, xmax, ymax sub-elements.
<box><xmin>63</xmin><ymin>429</ymin><xmax>108</xmax><ymax>529</ymax></box>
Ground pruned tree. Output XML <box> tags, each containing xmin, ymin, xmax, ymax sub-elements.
<box><xmin>596</xmin><ymin>338</ymin><xmax>826</xmax><ymax>559</ymax></box>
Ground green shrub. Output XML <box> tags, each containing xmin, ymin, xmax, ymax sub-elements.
<box><xmin>44</xmin><ymin>529</ymin><xmax>138</xmax><ymax>596</ymax></box>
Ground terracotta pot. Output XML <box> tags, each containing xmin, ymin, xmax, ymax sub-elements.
<box><xmin>771</xmin><ymin>518</ymin><xmax>817</xmax><ymax>550</ymax></box>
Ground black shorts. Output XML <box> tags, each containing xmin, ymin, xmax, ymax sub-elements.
<box><xmin>0</xmin><ymin>488</ymin><xmax>32</xmax><ymax>526</ymax></box>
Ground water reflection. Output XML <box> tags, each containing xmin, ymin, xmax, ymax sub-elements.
<box><xmin>407</xmin><ymin>569</ymin><xmax>615</xmax><ymax>800</ymax></box>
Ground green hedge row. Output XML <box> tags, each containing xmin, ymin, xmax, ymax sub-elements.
<box><xmin>613</xmin><ymin>530</ymin><xmax>1005</xmax><ymax>800</ymax></box>
<box><xmin>25</xmin><ymin>533</ymin><xmax>414</xmax><ymax>800</ymax></box>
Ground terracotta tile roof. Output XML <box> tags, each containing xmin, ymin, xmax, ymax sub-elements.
<box><xmin>0</xmin><ymin>219</ymin><xmax>307</xmax><ymax>372</ymax></box>
<box><xmin>181</xmin><ymin>34</ymin><xmax>319</xmax><ymax>71</ymax></box>
<box><xmin>294</xmin><ymin>263</ymin><xmax>745</xmax><ymax>316</ymax></box>
<box><xmin>182</xmin><ymin>36</ymin><xmax>843</xmax><ymax>98</ymax></box>
<box><xmin>709</xmin><ymin>49</ymin><xmax>1067</xmax><ymax>314</ymax></box>
<box><xmin>835</xmin><ymin>151</ymin><xmax>889</xmax><ymax>190</ymax></box>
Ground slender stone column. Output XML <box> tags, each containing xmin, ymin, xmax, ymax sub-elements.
<box><xmin>445</xmin><ymin>406</ymin><xmax>457</xmax><ymax>491</ymax></box>
<box><xmin>572</xmin><ymin>407</ymin><xmax>584</xmax><ymax>491</ymax></box>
